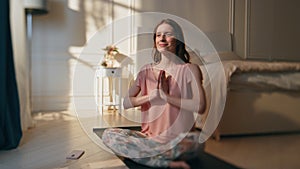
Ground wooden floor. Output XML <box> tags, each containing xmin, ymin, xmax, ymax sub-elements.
<box><xmin>205</xmin><ymin>132</ymin><xmax>300</xmax><ymax>169</ymax></box>
<box><xmin>0</xmin><ymin>111</ymin><xmax>130</xmax><ymax>169</ymax></box>
<box><xmin>1</xmin><ymin>110</ymin><xmax>300</xmax><ymax>169</ymax></box>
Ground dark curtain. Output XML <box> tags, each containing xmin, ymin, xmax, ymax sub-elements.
<box><xmin>0</xmin><ymin>0</ymin><xmax>23</xmax><ymax>150</ymax></box>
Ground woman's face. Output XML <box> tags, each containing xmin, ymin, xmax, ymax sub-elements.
<box><xmin>155</xmin><ymin>23</ymin><xmax>177</xmax><ymax>54</ymax></box>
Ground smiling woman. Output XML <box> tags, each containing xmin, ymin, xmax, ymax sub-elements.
<box><xmin>102</xmin><ymin>18</ymin><xmax>206</xmax><ymax>169</ymax></box>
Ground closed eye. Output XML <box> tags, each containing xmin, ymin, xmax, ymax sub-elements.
<box><xmin>156</xmin><ymin>32</ymin><xmax>174</xmax><ymax>38</ymax></box>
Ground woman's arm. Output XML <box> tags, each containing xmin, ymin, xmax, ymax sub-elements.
<box><xmin>123</xmin><ymin>80</ymin><xmax>149</xmax><ymax>109</ymax></box>
<box><xmin>161</xmin><ymin>64</ymin><xmax>206</xmax><ymax>114</ymax></box>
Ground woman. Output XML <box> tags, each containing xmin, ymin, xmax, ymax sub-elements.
<box><xmin>102</xmin><ymin>19</ymin><xmax>206</xmax><ymax>169</ymax></box>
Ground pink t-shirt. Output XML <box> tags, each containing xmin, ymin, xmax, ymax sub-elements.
<box><xmin>136</xmin><ymin>63</ymin><xmax>196</xmax><ymax>142</ymax></box>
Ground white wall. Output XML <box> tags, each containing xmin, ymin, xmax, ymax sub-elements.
<box><xmin>31</xmin><ymin>0</ymin><xmax>92</xmax><ymax>112</ymax></box>
<box><xmin>31</xmin><ymin>0</ymin><xmax>135</xmax><ymax>112</ymax></box>
<box><xmin>233</xmin><ymin>0</ymin><xmax>300</xmax><ymax>61</ymax></box>
<box><xmin>30</xmin><ymin>0</ymin><xmax>230</xmax><ymax>112</ymax></box>
<box><xmin>135</xmin><ymin>0</ymin><xmax>229</xmax><ymax>32</ymax></box>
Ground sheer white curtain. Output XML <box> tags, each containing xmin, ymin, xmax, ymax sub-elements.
<box><xmin>10</xmin><ymin>0</ymin><xmax>34</xmax><ymax>130</ymax></box>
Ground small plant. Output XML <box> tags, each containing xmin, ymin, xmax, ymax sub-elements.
<box><xmin>101</xmin><ymin>45</ymin><xmax>119</xmax><ymax>67</ymax></box>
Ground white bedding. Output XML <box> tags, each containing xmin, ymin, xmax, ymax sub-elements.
<box><xmin>222</xmin><ymin>60</ymin><xmax>300</xmax><ymax>91</ymax></box>
<box><xmin>229</xmin><ymin>72</ymin><xmax>300</xmax><ymax>91</ymax></box>
<box><xmin>222</xmin><ymin>60</ymin><xmax>300</xmax><ymax>82</ymax></box>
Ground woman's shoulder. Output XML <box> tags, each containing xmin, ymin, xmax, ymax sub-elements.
<box><xmin>137</xmin><ymin>63</ymin><xmax>154</xmax><ymax>76</ymax></box>
<box><xmin>139</xmin><ymin>63</ymin><xmax>153</xmax><ymax>71</ymax></box>
<box><xmin>182</xmin><ymin>63</ymin><xmax>201</xmax><ymax>72</ymax></box>
<box><xmin>183</xmin><ymin>63</ymin><xmax>203</xmax><ymax>78</ymax></box>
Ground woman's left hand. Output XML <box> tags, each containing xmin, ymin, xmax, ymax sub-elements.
<box><xmin>158</xmin><ymin>70</ymin><xmax>170</xmax><ymax>101</ymax></box>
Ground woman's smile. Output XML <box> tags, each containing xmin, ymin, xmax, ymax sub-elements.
<box><xmin>158</xmin><ymin>43</ymin><xmax>168</xmax><ymax>47</ymax></box>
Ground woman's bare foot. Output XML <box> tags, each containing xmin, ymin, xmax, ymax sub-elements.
<box><xmin>169</xmin><ymin>161</ymin><xmax>190</xmax><ymax>169</ymax></box>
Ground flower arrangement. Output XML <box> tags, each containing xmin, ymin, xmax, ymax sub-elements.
<box><xmin>101</xmin><ymin>45</ymin><xmax>119</xmax><ymax>67</ymax></box>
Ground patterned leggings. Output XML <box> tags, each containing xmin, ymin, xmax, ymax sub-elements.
<box><xmin>102</xmin><ymin>128</ymin><xmax>201</xmax><ymax>168</ymax></box>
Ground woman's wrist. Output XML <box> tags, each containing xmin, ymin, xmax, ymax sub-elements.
<box><xmin>164</xmin><ymin>93</ymin><xmax>171</xmax><ymax>103</ymax></box>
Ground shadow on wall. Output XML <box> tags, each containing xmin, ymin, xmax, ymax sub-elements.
<box><xmin>31</xmin><ymin>0</ymin><xmax>133</xmax><ymax>112</ymax></box>
<box><xmin>31</xmin><ymin>0</ymin><xmax>87</xmax><ymax>112</ymax></box>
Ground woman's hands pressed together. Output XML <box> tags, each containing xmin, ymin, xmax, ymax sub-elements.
<box><xmin>149</xmin><ymin>70</ymin><xmax>170</xmax><ymax>106</ymax></box>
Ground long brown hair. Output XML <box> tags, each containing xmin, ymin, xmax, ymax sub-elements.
<box><xmin>153</xmin><ymin>19</ymin><xmax>190</xmax><ymax>64</ymax></box>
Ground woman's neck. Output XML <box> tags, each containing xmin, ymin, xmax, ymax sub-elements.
<box><xmin>153</xmin><ymin>53</ymin><xmax>185</xmax><ymax>75</ymax></box>
<box><xmin>159</xmin><ymin>52</ymin><xmax>183</xmax><ymax>66</ymax></box>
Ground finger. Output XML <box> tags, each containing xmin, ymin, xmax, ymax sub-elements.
<box><xmin>157</xmin><ymin>70</ymin><xmax>164</xmax><ymax>89</ymax></box>
<box><xmin>161</xmin><ymin>70</ymin><xmax>166</xmax><ymax>80</ymax></box>
<box><xmin>165</xmin><ymin>76</ymin><xmax>171</xmax><ymax>93</ymax></box>
<box><xmin>157</xmin><ymin>70</ymin><xmax>162</xmax><ymax>89</ymax></box>
<box><xmin>167</xmin><ymin>75</ymin><xmax>172</xmax><ymax>83</ymax></box>
<box><xmin>161</xmin><ymin>71</ymin><xmax>167</xmax><ymax>85</ymax></box>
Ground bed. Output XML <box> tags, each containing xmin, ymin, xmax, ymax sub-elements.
<box><xmin>214</xmin><ymin>60</ymin><xmax>300</xmax><ymax>139</ymax></box>
<box><xmin>190</xmin><ymin>49</ymin><xmax>300</xmax><ymax>141</ymax></box>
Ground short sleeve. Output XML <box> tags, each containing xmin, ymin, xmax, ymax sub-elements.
<box><xmin>186</xmin><ymin>63</ymin><xmax>202</xmax><ymax>83</ymax></box>
<box><xmin>185</xmin><ymin>64</ymin><xmax>193</xmax><ymax>83</ymax></box>
<box><xmin>135</xmin><ymin>70</ymin><xmax>144</xmax><ymax>88</ymax></box>
<box><xmin>135</xmin><ymin>64</ymin><xmax>150</xmax><ymax>88</ymax></box>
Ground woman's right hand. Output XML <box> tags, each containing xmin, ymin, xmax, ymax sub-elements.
<box><xmin>149</xmin><ymin>88</ymin><xmax>166</xmax><ymax>106</ymax></box>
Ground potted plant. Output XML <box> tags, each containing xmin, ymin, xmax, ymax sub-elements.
<box><xmin>101</xmin><ymin>45</ymin><xmax>119</xmax><ymax>67</ymax></box>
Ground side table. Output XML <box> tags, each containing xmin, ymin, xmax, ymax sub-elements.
<box><xmin>95</xmin><ymin>67</ymin><xmax>122</xmax><ymax>114</ymax></box>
